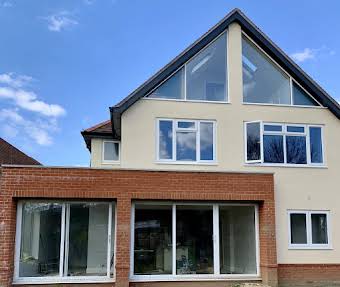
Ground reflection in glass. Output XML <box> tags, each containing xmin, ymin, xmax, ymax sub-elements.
<box><xmin>286</xmin><ymin>136</ymin><xmax>307</xmax><ymax>164</ymax></box>
<box><xmin>20</xmin><ymin>203</ymin><xmax>62</xmax><ymax>277</ymax></box>
<box><xmin>176</xmin><ymin>206</ymin><xmax>213</xmax><ymax>274</ymax></box>
<box><xmin>290</xmin><ymin>214</ymin><xmax>307</xmax><ymax>244</ymax></box>
<box><xmin>220</xmin><ymin>206</ymin><xmax>257</xmax><ymax>274</ymax></box>
<box><xmin>103</xmin><ymin>142</ymin><xmax>119</xmax><ymax>161</ymax></box>
<box><xmin>200</xmin><ymin>122</ymin><xmax>214</xmax><ymax>160</ymax></box>
<box><xmin>67</xmin><ymin>203</ymin><xmax>109</xmax><ymax>276</ymax></box>
<box><xmin>148</xmin><ymin>69</ymin><xmax>184</xmax><ymax>100</ymax></box>
<box><xmin>263</xmin><ymin>135</ymin><xmax>284</xmax><ymax>163</ymax></box>
<box><xmin>311</xmin><ymin>214</ymin><xmax>328</xmax><ymax>244</ymax></box>
<box><xmin>134</xmin><ymin>205</ymin><xmax>172</xmax><ymax>275</ymax></box>
<box><xmin>186</xmin><ymin>33</ymin><xmax>227</xmax><ymax>101</ymax></box>
<box><xmin>309</xmin><ymin>127</ymin><xmax>323</xmax><ymax>163</ymax></box>
<box><xmin>293</xmin><ymin>83</ymin><xmax>318</xmax><ymax>106</ymax></box>
<box><xmin>159</xmin><ymin>120</ymin><xmax>173</xmax><ymax>160</ymax></box>
<box><xmin>242</xmin><ymin>36</ymin><xmax>291</xmax><ymax>105</ymax></box>
<box><xmin>246</xmin><ymin>122</ymin><xmax>261</xmax><ymax>161</ymax></box>
<box><xmin>176</xmin><ymin>132</ymin><xmax>196</xmax><ymax>161</ymax></box>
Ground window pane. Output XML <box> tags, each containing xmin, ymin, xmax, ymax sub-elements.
<box><xmin>293</xmin><ymin>83</ymin><xmax>318</xmax><ymax>106</ymax></box>
<box><xmin>134</xmin><ymin>205</ymin><xmax>172</xmax><ymax>275</ymax></box>
<box><xmin>103</xmin><ymin>142</ymin><xmax>119</xmax><ymax>161</ymax></box>
<box><xmin>286</xmin><ymin>136</ymin><xmax>307</xmax><ymax>164</ymax></box>
<box><xmin>219</xmin><ymin>206</ymin><xmax>257</xmax><ymax>274</ymax></box>
<box><xmin>311</xmin><ymin>214</ymin><xmax>328</xmax><ymax>244</ymax></box>
<box><xmin>246</xmin><ymin>122</ymin><xmax>261</xmax><ymax>161</ymax></box>
<box><xmin>159</xmin><ymin>120</ymin><xmax>173</xmax><ymax>160</ymax></box>
<box><xmin>186</xmin><ymin>33</ymin><xmax>227</xmax><ymax>101</ymax></box>
<box><xmin>242</xmin><ymin>36</ymin><xmax>291</xmax><ymax>105</ymax></box>
<box><xmin>20</xmin><ymin>203</ymin><xmax>62</xmax><ymax>277</ymax></box>
<box><xmin>176</xmin><ymin>132</ymin><xmax>196</xmax><ymax>161</ymax></box>
<box><xmin>200</xmin><ymin>122</ymin><xmax>214</xmax><ymax>161</ymax></box>
<box><xmin>148</xmin><ymin>69</ymin><xmax>184</xmax><ymax>100</ymax></box>
<box><xmin>287</xmin><ymin>126</ymin><xmax>305</xmax><ymax>133</ymax></box>
<box><xmin>176</xmin><ymin>206</ymin><xmax>213</xmax><ymax>274</ymax></box>
<box><xmin>264</xmin><ymin>124</ymin><xmax>282</xmax><ymax>132</ymax></box>
<box><xmin>263</xmin><ymin>135</ymin><xmax>284</xmax><ymax>163</ymax></box>
<box><xmin>67</xmin><ymin>203</ymin><xmax>109</xmax><ymax>276</ymax></box>
<box><xmin>310</xmin><ymin>127</ymin><xmax>323</xmax><ymax>163</ymax></box>
<box><xmin>290</xmin><ymin>214</ymin><xmax>307</xmax><ymax>244</ymax></box>
<box><xmin>178</xmin><ymin>121</ymin><xmax>195</xmax><ymax>129</ymax></box>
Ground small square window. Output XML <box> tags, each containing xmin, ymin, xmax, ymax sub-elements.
<box><xmin>103</xmin><ymin>141</ymin><xmax>119</xmax><ymax>162</ymax></box>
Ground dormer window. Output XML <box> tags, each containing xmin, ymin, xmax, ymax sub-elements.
<box><xmin>102</xmin><ymin>141</ymin><xmax>120</xmax><ymax>163</ymax></box>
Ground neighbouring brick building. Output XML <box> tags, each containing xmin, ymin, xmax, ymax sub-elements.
<box><xmin>1</xmin><ymin>8</ymin><xmax>340</xmax><ymax>287</ymax></box>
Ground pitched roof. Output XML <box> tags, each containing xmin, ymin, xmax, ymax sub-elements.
<box><xmin>81</xmin><ymin>120</ymin><xmax>113</xmax><ymax>150</ymax></box>
<box><xmin>109</xmin><ymin>8</ymin><xmax>340</xmax><ymax>139</ymax></box>
<box><xmin>0</xmin><ymin>138</ymin><xmax>41</xmax><ymax>166</ymax></box>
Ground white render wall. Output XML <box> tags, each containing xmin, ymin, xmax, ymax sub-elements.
<box><xmin>90</xmin><ymin>23</ymin><xmax>340</xmax><ymax>264</ymax></box>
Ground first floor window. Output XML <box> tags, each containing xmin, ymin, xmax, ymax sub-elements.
<box><xmin>15</xmin><ymin>201</ymin><xmax>115</xmax><ymax>282</ymax></box>
<box><xmin>103</xmin><ymin>141</ymin><xmax>120</xmax><ymax>162</ymax></box>
<box><xmin>245</xmin><ymin>121</ymin><xmax>324</xmax><ymax>166</ymax></box>
<box><xmin>289</xmin><ymin>210</ymin><xmax>330</xmax><ymax>248</ymax></box>
<box><xmin>131</xmin><ymin>203</ymin><xmax>258</xmax><ymax>279</ymax></box>
<box><xmin>157</xmin><ymin>119</ymin><xmax>216</xmax><ymax>163</ymax></box>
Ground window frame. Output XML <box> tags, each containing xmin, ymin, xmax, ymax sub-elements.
<box><xmin>244</xmin><ymin>121</ymin><xmax>325</xmax><ymax>167</ymax></box>
<box><xmin>241</xmin><ymin>31</ymin><xmax>323</xmax><ymax>108</ymax></box>
<box><xmin>102</xmin><ymin>140</ymin><xmax>120</xmax><ymax>164</ymax></box>
<box><xmin>156</xmin><ymin>118</ymin><xmax>217</xmax><ymax>165</ymax></box>
<box><xmin>14</xmin><ymin>200</ymin><xmax>117</xmax><ymax>285</ymax></box>
<box><xmin>288</xmin><ymin>210</ymin><xmax>331</xmax><ymax>250</ymax></box>
<box><xmin>130</xmin><ymin>202</ymin><xmax>260</xmax><ymax>282</ymax></box>
<box><xmin>145</xmin><ymin>31</ymin><xmax>230</xmax><ymax>104</ymax></box>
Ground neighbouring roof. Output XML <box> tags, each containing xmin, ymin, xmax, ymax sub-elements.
<box><xmin>81</xmin><ymin>120</ymin><xmax>113</xmax><ymax>150</ymax></box>
<box><xmin>0</xmin><ymin>138</ymin><xmax>41</xmax><ymax>166</ymax></box>
<box><xmin>108</xmin><ymin>8</ymin><xmax>340</xmax><ymax>139</ymax></box>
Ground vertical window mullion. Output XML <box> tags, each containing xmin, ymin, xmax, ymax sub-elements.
<box><xmin>213</xmin><ymin>204</ymin><xmax>220</xmax><ymax>275</ymax></box>
<box><xmin>184</xmin><ymin>65</ymin><xmax>187</xmax><ymax>101</ymax></box>
<box><xmin>107</xmin><ymin>203</ymin><xmax>113</xmax><ymax>278</ymax></box>
<box><xmin>63</xmin><ymin>204</ymin><xmax>70</xmax><ymax>277</ymax></box>
<box><xmin>173</xmin><ymin>120</ymin><xmax>176</xmax><ymax>161</ymax></box>
<box><xmin>306</xmin><ymin>126</ymin><xmax>312</xmax><ymax>164</ymax></box>
<box><xmin>254</xmin><ymin>205</ymin><xmax>260</xmax><ymax>276</ymax></box>
<box><xmin>260</xmin><ymin>121</ymin><xmax>264</xmax><ymax>163</ymax></box>
<box><xmin>307</xmin><ymin>211</ymin><xmax>312</xmax><ymax>247</ymax></box>
<box><xmin>130</xmin><ymin>203</ymin><xmax>135</xmax><ymax>277</ymax></box>
<box><xmin>197</xmin><ymin>121</ymin><xmax>200</xmax><ymax>162</ymax></box>
<box><xmin>14</xmin><ymin>202</ymin><xmax>23</xmax><ymax>280</ymax></box>
<box><xmin>283</xmin><ymin>132</ymin><xmax>287</xmax><ymax>164</ymax></box>
<box><xmin>59</xmin><ymin>203</ymin><xmax>66</xmax><ymax>278</ymax></box>
<box><xmin>172</xmin><ymin>204</ymin><xmax>176</xmax><ymax>276</ymax></box>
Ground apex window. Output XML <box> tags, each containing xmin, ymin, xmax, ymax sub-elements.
<box><xmin>245</xmin><ymin>122</ymin><xmax>324</xmax><ymax>166</ymax></box>
<box><xmin>157</xmin><ymin>119</ymin><xmax>216</xmax><ymax>163</ymax></box>
<box><xmin>288</xmin><ymin>210</ymin><xmax>330</xmax><ymax>249</ymax></box>
<box><xmin>14</xmin><ymin>201</ymin><xmax>115</xmax><ymax>284</ymax></box>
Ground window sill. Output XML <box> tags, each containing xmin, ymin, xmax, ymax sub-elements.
<box><xmin>156</xmin><ymin>160</ymin><xmax>218</xmax><ymax>166</ymax></box>
<box><xmin>13</xmin><ymin>277</ymin><xmax>115</xmax><ymax>285</ymax></box>
<box><xmin>244</xmin><ymin>163</ymin><xmax>327</xmax><ymax>169</ymax></box>
<box><xmin>143</xmin><ymin>98</ymin><xmax>230</xmax><ymax>104</ymax></box>
<box><xmin>288</xmin><ymin>245</ymin><xmax>333</xmax><ymax>250</ymax></box>
<box><xmin>130</xmin><ymin>275</ymin><xmax>261</xmax><ymax>282</ymax></box>
<box><xmin>242</xmin><ymin>102</ymin><xmax>327</xmax><ymax>109</ymax></box>
<box><xmin>102</xmin><ymin>161</ymin><xmax>120</xmax><ymax>165</ymax></box>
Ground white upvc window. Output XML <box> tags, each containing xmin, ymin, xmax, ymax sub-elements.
<box><xmin>288</xmin><ymin>210</ymin><xmax>331</xmax><ymax>249</ymax></box>
<box><xmin>156</xmin><ymin>119</ymin><xmax>216</xmax><ymax>164</ymax></box>
<box><xmin>130</xmin><ymin>202</ymin><xmax>260</xmax><ymax>281</ymax></box>
<box><xmin>102</xmin><ymin>141</ymin><xmax>120</xmax><ymax>164</ymax></box>
<box><xmin>14</xmin><ymin>201</ymin><xmax>116</xmax><ymax>284</ymax></box>
<box><xmin>244</xmin><ymin>121</ymin><xmax>325</xmax><ymax>167</ymax></box>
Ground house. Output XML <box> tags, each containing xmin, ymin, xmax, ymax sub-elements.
<box><xmin>0</xmin><ymin>138</ymin><xmax>40</xmax><ymax>166</ymax></box>
<box><xmin>0</xmin><ymin>8</ymin><xmax>340</xmax><ymax>287</ymax></box>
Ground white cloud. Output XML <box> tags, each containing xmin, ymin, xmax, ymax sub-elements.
<box><xmin>290</xmin><ymin>46</ymin><xmax>336</xmax><ymax>63</ymax></box>
<box><xmin>0</xmin><ymin>1</ymin><xmax>13</xmax><ymax>8</ymax></box>
<box><xmin>0</xmin><ymin>73</ymin><xmax>65</xmax><ymax>146</ymax></box>
<box><xmin>43</xmin><ymin>11</ymin><xmax>78</xmax><ymax>32</ymax></box>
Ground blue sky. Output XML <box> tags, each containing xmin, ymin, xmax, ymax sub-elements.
<box><xmin>0</xmin><ymin>0</ymin><xmax>339</xmax><ymax>166</ymax></box>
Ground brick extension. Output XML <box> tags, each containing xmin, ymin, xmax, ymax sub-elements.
<box><xmin>0</xmin><ymin>166</ymin><xmax>277</xmax><ymax>287</ymax></box>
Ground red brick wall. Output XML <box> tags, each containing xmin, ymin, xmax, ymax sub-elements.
<box><xmin>0</xmin><ymin>167</ymin><xmax>277</xmax><ymax>287</ymax></box>
<box><xmin>278</xmin><ymin>264</ymin><xmax>340</xmax><ymax>287</ymax></box>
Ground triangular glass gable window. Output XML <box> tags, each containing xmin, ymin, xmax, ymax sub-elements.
<box><xmin>147</xmin><ymin>68</ymin><xmax>184</xmax><ymax>100</ymax></box>
<box><xmin>292</xmin><ymin>82</ymin><xmax>319</xmax><ymax>106</ymax></box>
<box><xmin>242</xmin><ymin>36</ymin><xmax>291</xmax><ymax>105</ymax></box>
